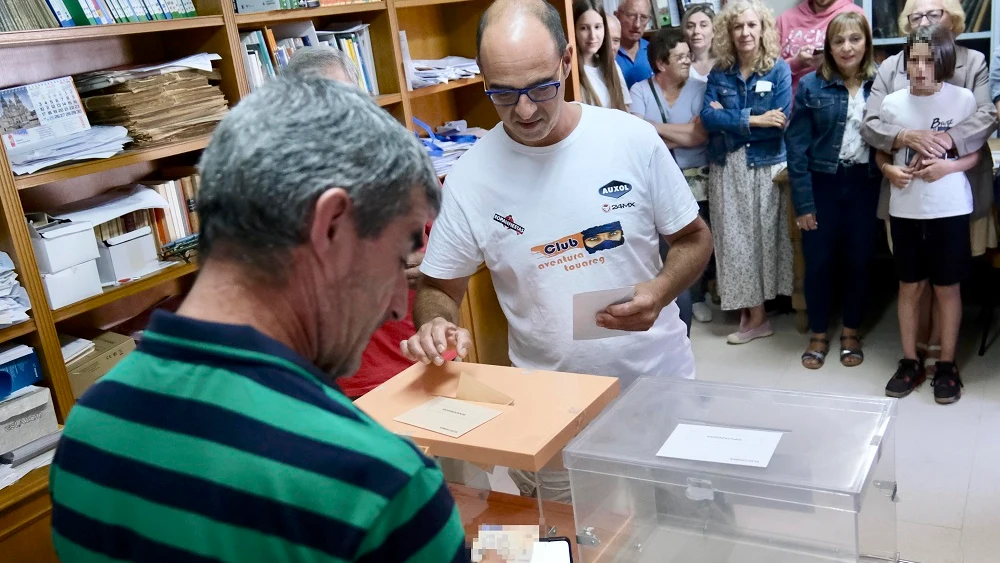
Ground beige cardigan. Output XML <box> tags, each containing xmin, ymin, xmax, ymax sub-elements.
<box><xmin>861</xmin><ymin>46</ymin><xmax>998</xmax><ymax>220</ymax></box>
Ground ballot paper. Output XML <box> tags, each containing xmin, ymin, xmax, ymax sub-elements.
<box><xmin>394</xmin><ymin>397</ymin><xmax>502</xmax><ymax>438</ymax></box>
<box><xmin>656</xmin><ymin>423</ymin><xmax>784</xmax><ymax>468</ymax></box>
<box><xmin>0</xmin><ymin>253</ymin><xmax>30</xmax><ymax>326</ymax></box>
<box><xmin>572</xmin><ymin>286</ymin><xmax>635</xmax><ymax>340</ymax></box>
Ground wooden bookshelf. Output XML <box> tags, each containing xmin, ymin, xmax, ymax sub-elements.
<box><xmin>52</xmin><ymin>262</ymin><xmax>199</xmax><ymax>322</ymax></box>
<box><xmin>0</xmin><ymin>0</ymin><xmax>583</xmax><ymax>554</ymax></box>
<box><xmin>14</xmin><ymin>135</ymin><xmax>213</xmax><ymax>190</ymax></box>
<box><xmin>235</xmin><ymin>2</ymin><xmax>388</xmax><ymax>25</ymax></box>
<box><xmin>0</xmin><ymin>320</ymin><xmax>36</xmax><ymax>344</ymax></box>
<box><xmin>407</xmin><ymin>75</ymin><xmax>484</xmax><ymax>99</ymax></box>
<box><xmin>0</xmin><ymin>17</ymin><xmax>226</xmax><ymax>46</ymax></box>
<box><xmin>395</xmin><ymin>0</ymin><xmax>474</xmax><ymax>9</ymax></box>
<box><xmin>376</xmin><ymin>92</ymin><xmax>403</xmax><ymax>106</ymax></box>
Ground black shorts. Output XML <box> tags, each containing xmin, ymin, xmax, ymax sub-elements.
<box><xmin>889</xmin><ymin>215</ymin><xmax>971</xmax><ymax>286</ymax></box>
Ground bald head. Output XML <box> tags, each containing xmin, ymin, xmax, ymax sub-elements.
<box><xmin>476</xmin><ymin>0</ymin><xmax>568</xmax><ymax>60</ymax></box>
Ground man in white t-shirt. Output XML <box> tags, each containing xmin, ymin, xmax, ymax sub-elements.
<box><xmin>401</xmin><ymin>0</ymin><xmax>712</xmax><ymax>500</ymax></box>
<box><xmin>875</xmin><ymin>27</ymin><xmax>980</xmax><ymax>405</ymax></box>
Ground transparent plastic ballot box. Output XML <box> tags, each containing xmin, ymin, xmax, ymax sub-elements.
<box><xmin>563</xmin><ymin>377</ymin><xmax>898</xmax><ymax>563</ymax></box>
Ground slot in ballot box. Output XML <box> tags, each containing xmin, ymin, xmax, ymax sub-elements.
<box><xmin>563</xmin><ymin>377</ymin><xmax>899</xmax><ymax>563</ymax></box>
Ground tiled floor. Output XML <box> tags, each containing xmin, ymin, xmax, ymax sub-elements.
<box><xmin>485</xmin><ymin>300</ymin><xmax>1000</xmax><ymax>563</ymax></box>
<box><xmin>687</xmin><ymin>303</ymin><xmax>1000</xmax><ymax>563</ymax></box>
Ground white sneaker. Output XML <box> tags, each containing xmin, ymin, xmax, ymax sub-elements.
<box><xmin>692</xmin><ymin>301</ymin><xmax>713</xmax><ymax>323</ymax></box>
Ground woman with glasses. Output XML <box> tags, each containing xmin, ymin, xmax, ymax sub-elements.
<box><xmin>861</xmin><ymin>0</ymin><xmax>997</xmax><ymax>375</ymax></box>
<box><xmin>683</xmin><ymin>4</ymin><xmax>717</xmax><ymax>83</ymax></box>
<box><xmin>630</xmin><ymin>27</ymin><xmax>713</xmax><ymax>323</ymax></box>
<box><xmin>785</xmin><ymin>12</ymin><xmax>879</xmax><ymax>369</ymax></box>
<box><xmin>574</xmin><ymin>0</ymin><xmax>630</xmax><ymax>110</ymax></box>
<box><xmin>701</xmin><ymin>0</ymin><xmax>793</xmax><ymax>344</ymax></box>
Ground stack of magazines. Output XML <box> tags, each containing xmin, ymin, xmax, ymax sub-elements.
<box><xmin>73</xmin><ymin>54</ymin><xmax>229</xmax><ymax>146</ymax></box>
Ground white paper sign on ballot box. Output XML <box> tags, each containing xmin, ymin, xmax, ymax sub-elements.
<box><xmin>656</xmin><ymin>423</ymin><xmax>784</xmax><ymax>468</ymax></box>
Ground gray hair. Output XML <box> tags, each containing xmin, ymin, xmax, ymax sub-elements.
<box><xmin>477</xmin><ymin>0</ymin><xmax>568</xmax><ymax>60</ymax></box>
<box><xmin>284</xmin><ymin>46</ymin><xmax>361</xmax><ymax>86</ymax></box>
<box><xmin>197</xmin><ymin>77</ymin><xmax>439</xmax><ymax>282</ymax></box>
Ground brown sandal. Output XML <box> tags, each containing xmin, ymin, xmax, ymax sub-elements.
<box><xmin>801</xmin><ymin>337</ymin><xmax>829</xmax><ymax>370</ymax></box>
<box><xmin>840</xmin><ymin>335</ymin><xmax>864</xmax><ymax>367</ymax></box>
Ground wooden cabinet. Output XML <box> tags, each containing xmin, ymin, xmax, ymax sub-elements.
<box><xmin>0</xmin><ymin>468</ymin><xmax>57</xmax><ymax>563</ymax></box>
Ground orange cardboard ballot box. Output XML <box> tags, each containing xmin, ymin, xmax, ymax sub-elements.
<box><xmin>354</xmin><ymin>361</ymin><xmax>620</xmax><ymax>472</ymax></box>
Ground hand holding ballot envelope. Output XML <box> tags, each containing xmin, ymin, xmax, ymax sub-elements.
<box><xmin>401</xmin><ymin>316</ymin><xmax>473</xmax><ymax>365</ymax></box>
<box><xmin>594</xmin><ymin>279</ymin><xmax>672</xmax><ymax>332</ymax></box>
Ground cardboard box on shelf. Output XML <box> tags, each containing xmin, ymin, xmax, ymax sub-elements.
<box><xmin>0</xmin><ymin>386</ymin><xmax>59</xmax><ymax>455</ymax></box>
<box><xmin>41</xmin><ymin>259</ymin><xmax>103</xmax><ymax>310</ymax></box>
<box><xmin>26</xmin><ymin>213</ymin><xmax>99</xmax><ymax>275</ymax></box>
<box><xmin>96</xmin><ymin>227</ymin><xmax>159</xmax><ymax>284</ymax></box>
<box><xmin>66</xmin><ymin>332</ymin><xmax>136</xmax><ymax>399</ymax></box>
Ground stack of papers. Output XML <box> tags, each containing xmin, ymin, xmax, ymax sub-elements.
<box><xmin>420</xmin><ymin>122</ymin><xmax>486</xmax><ymax>178</ymax></box>
<box><xmin>429</xmin><ymin>139</ymin><xmax>476</xmax><ymax>177</ymax></box>
<box><xmin>410</xmin><ymin>57</ymin><xmax>480</xmax><ymax>89</ymax></box>
<box><xmin>7</xmin><ymin>126</ymin><xmax>130</xmax><ymax>175</ymax></box>
<box><xmin>73</xmin><ymin>54</ymin><xmax>222</xmax><ymax>94</ymax></box>
<box><xmin>0</xmin><ymin>253</ymin><xmax>30</xmax><ymax>326</ymax></box>
<box><xmin>59</xmin><ymin>335</ymin><xmax>95</xmax><ymax>364</ymax></box>
<box><xmin>74</xmin><ymin>54</ymin><xmax>228</xmax><ymax>146</ymax></box>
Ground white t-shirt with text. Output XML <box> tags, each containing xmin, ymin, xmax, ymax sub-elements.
<box><xmin>421</xmin><ymin>104</ymin><xmax>699</xmax><ymax>389</ymax></box>
<box><xmin>583</xmin><ymin>63</ymin><xmax>632</xmax><ymax>108</ymax></box>
<box><xmin>880</xmin><ymin>82</ymin><xmax>977</xmax><ymax>219</ymax></box>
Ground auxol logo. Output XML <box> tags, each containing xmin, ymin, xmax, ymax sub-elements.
<box><xmin>598</xmin><ymin>180</ymin><xmax>632</xmax><ymax>199</ymax></box>
<box><xmin>603</xmin><ymin>202</ymin><xmax>636</xmax><ymax>212</ymax></box>
<box><xmin>493</xmin><ymin>213</ymin><xmax>525</xmax><ymax>235</ymax></box>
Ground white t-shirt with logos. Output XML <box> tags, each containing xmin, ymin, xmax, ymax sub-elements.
<box><xmin>421</xmin><ymin>104</ymin><xmax>699</xmax><ymax>389</ymax></box>
<box><xmin>880</xmin><ymin>82</ymin><xmax>977</xmax><ymax>220</ymax></box>
<box><xmin>583</xmin><ymin>63</ymin><xmax>632</xmax><ymax>108</ymax></box>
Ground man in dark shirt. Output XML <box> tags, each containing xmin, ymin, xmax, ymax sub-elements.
<box><xmin>50</xmin><ymin>77</ymin><xmax>468</xmax><ymax>563</ymax></box>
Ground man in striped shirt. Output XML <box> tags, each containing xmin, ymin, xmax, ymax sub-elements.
<box><xmin>49</xmin><ymin>77</ymin><xmax>469</xmax><ymax>563</ymax></box>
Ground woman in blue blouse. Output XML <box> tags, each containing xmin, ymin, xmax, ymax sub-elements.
<box><xmin>785</xmin><ymin>12</ymin><xmax>879</xmax><ymax>369</ymax></box>
<box><xmin>702</xmin><ymin>0</ymin><xmax>793</xmax><ymax>344</ymax></box>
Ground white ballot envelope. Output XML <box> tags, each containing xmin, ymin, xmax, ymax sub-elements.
<box><xmin>394</xmin><ymin>397</ymin><xmax>502</xmax><ymax>438</ymax></box>
<box><xmin>572</xmin><ymin>286</ymin><xmax>635</xmax><ymax>340</ymax></box>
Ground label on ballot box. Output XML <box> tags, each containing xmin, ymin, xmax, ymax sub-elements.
<box><xmin>656</xmin><ymin>423</ymin><xmax>784</xmax><ymax>468</ymax></box>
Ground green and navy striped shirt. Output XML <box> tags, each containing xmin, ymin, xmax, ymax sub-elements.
<box><xmin>50</xmin><ymin>311</ymin><xmax>468</xmax><ymax>563</ymax></box>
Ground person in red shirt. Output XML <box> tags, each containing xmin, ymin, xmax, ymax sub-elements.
<box><xmin>776</xmin><ymin>0</ymin><xmax>864</xmax><ymax>94</ymax></box>
<box><xmin>285</xmin><ymin>47</ymin><xmax>446</xmax><ymax>399</ymax></box>
<box><xmin>338</xmin><ymin>225</ymin><xmax>433</xmax><ymax>398</ymax></box>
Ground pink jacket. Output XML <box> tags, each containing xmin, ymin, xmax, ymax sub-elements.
<box><xmin>776</xmin><ymin>0</ymin><xmax>865</xmax><ymax>93</ymax></box>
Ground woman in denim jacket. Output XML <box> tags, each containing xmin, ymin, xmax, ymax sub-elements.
<box><xmin>702</xmin><ymin>0</ymin><xmax>793</xmax><ymax>344</ymax></box>
<box><xmin>785</xmin><ymin>12</ymin><xmax>878</xmax><ymax>369</ymax></box>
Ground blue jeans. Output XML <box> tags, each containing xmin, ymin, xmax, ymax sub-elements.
<box><xmin>801</xmin><ymin>164</ymin><xmax>880</xmax><ymax>334</ymax></box>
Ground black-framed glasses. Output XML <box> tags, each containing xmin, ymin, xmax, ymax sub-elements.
<box><xmin>484</xmin><ymin>63</ymin><xmax>565</xmax><ymax>106</ymax></box>
<box><xmin>908</xmin><ymin>9</ymin><xmax>944</xmax><ymax>25</ymax></box>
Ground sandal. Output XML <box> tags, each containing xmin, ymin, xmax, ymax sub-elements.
<box><xmin>840</xmin><ymin>334</ymin><xmax>864</xmax><ymax>367</ymax></box>
<box><xmin>801</xmin><ymin>337</ymin><xmax>829</xmax><ymax>370</ymax></box>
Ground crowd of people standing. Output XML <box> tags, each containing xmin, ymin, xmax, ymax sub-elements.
<box><xmin>573</xmin><ymin>0</ymin><xmax>999</xmax><ymax>404</ymax></box>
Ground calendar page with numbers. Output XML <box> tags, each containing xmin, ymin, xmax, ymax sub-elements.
<box><xmin>1</xmin><ymin>77</ymin><xmax>90</xmax><ymax>153</ymax></box>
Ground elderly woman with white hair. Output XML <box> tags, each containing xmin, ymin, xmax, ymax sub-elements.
<box><xmin>860</xmin><ymin>0</ymin><xmax>997</xmax><ymax>391</ymax></box>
